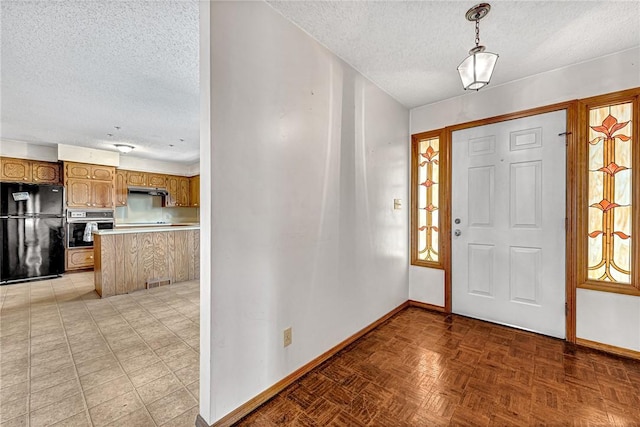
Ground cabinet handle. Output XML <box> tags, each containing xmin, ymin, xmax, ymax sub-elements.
<box><xmin>92</xmin><ymin>176</ymin><xmax>96</xmax><ymax>179</ymax></box>
<box><xmin>23</xmin><ymin>177</ymin><xmax>28</xmax><ymax>180</ymax></box>
<box><xmin>87</xmin><ymin>203</ymin><xmax>91</xmax><ymax>206</ymax></box>
<box><xmin>89</xmin><ymin>256</ymin><xmax>93</xmax><ymax>259</ymax></box>
<box><xmin>87</xmin><ymin>175</ymin><xmax>90</xmax><ymax>178</ymax></box>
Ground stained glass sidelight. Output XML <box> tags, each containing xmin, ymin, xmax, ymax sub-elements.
<box><xmin>587</xmin><ymin>102</ymin><xmax>633</xmax><ymax>283</ymax></box>
<box><xmin>417</xmin><ymin>136</ymin><xmax>440</xmax><ymax>263</ymax></box>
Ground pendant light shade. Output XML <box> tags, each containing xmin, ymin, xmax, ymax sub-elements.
<box><xmin>457</xmin><ymin>49</ymin><xmax>498</xmax><ymax>91</ymax></box>
<box><xmin>458</xmin><ymin>3</ymin><xmax>498</xmax><ymax>91</ymax></box>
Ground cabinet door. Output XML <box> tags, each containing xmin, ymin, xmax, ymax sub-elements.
<box><xmin>178</xmin><ymin>177</ymin><xmax>190</xmax><ymax>207</ymax></box>
<box><xmin>32</xmin><ymin>161</ymin><xmax>61</xmax><ymax>184</ymax></box>
<box><xmin>115</xmin><ymin>171</ymin><xmax>128</xmax><ymax>206</ymax></box>
<box><xmin>90</xmin><ymin>165</ymin><xmax>115</xmax><ymax>181</ymax></box>
<box><xmin>66</xmin><ymin>179</ymin><xmax>92</xmax><ymax>207</ymax></box>
<box><xmin>65</xmin><ymin>162</ymin><xmax>92</xmax><ymax>179</ymax></box>
<box><xmin>1</xmin><ymin>157</ymin><xmax>31</xmax><ymax>182</ymax></box>
<box><xmin>147</xmin><ymin>173</ymin><xmax>166</xmax><ymax>188</ymax></box>
<box><xmin>66</xmin><ymin>248</ymin><xmax>94</xmax><ymax>270</ymax></box>
<box><xmin>92</xmin><ymin>181</ymin><xmax>114</xmax><ymax>208</ymax></box>
<box><xmin>126</xmin><ymin>171</ymin><xmax>147</xmax><ymax>186</ymax></box>
<box><xmin>190</xmin><ymin>175</ymin><xmax>200</xmax><ymax>207</ymax></box>
<box><xmin>165</xmin><ymin>176</ymin><xmax>179</xmax><ymax>207</ymax></box>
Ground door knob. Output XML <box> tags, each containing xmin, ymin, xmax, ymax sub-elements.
<box><xmin>454</xmin><ymin>229</ymin><xmax>462</xmax><ymax>237</ymax></box>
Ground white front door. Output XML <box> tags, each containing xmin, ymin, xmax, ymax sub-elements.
<box><xmin>451</xmin><ymin>111</ymin><xmax>566</xmax><ymax>338</ymax></box>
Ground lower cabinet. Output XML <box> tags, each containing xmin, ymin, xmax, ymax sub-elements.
<box><xmin>66</xmin><ymin>248</ymin><xmax>94</xmax><ymax>271</ymax></box>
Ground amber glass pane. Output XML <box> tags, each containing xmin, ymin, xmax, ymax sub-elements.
<box><xmin>587</xmin><ymin>102</ymin><xmax>632</xmax><ymax>283</ymax></box>
<box><xmin>417</xmin><ymin>137</ymin><xmax>439</xmax><ymax>263</ymax></box>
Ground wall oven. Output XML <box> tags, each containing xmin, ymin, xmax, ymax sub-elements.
<box><xmin>66</xmin><ymin>209</ymin><xmax>115</xmax><ymax>248</ymax></box>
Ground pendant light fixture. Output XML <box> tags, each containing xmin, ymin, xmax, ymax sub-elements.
<box><xmin>457</xmin><ymin>3</ymin><xmax>498</xmax><ymax>91</ymax></box>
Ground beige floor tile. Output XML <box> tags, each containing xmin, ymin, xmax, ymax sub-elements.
<box><xmin>164</xmin><ymin>350</ymin><xmax>198</xmax><ymax>372</ymax></box>
<box><xmin>30</xmin><ymin>378</ymin><xmax>82</xmax><ymax>411</ymax></box>
<box><xmin>50</xmin><ymin>412</ymin><xmax>91</xmax><ymax>427</ymax></box>
<box><xmin>146</xmin><ymin>388</ymin><xmax>197</xmax><ymax>426</ymax></box>
<box><xmin>30</xmin><ymin>340</ymin><xmax>68</xmax><ymax>356</ymax></box>
<box><xmin>30</xmin><ymin>366</ymin><xmax>76</xmax><ymax>393</ymax></box>
<box><xmin>174</xmin><ymin>365</ymin><xmax>198</xmax><ymax>386</ymax></box>
<box><xmin>113</xmin><ymin>343</ymin><xmax>153</xmax><ymax>363</ymax></box>
<box><xmin>0</xmin><ymin>380</ymin><xmax>28</xmax><ymax>405</ymax></box>
<box><xmin>0</xmin><ymin>393</ymin><xmax>28</xmax><ymax>423</ymax></box>
<box><xmin>79</xmin><ymin>364</ymin><xmax>125</xmax><ymax>390</ymax></box>
<box><xmin>120</xmin><ymin>352</ymin><xmax>161</xmax><ymax>375</ymax></box>
<box><xmin>84</xmin><ymin>375</ymin><xmax>134</xmax><ymax>409</ymax></box>
<box><xmin>144</xmin><ymin>334</ymin><xmax>183</xmax><ymax>351</ymax></box>
<box><xmin>30</xmin><ymin>354</ymin><xmax>74</xmax><ymax>378</ymax></box>
<box><xmin>30</xmin><ymin>346</ymin><xmax>73</xmax><ymax>367</ymax></box>
<box><xmin>72</xmin><ymin>347</ymin><xmax>112</xmax><ymax>365</ymax></box>
<box><xmin>88</xmin><ymin>391</ymin><xmax>142</xmax><ymax>427</ymax></box>
<box><xmin>75</xmin><ymin>354</ymin><xmax>119</xmax><ymax>377</ymax></box>
<box><xmin>159</xmin><ymin>406</ymin><xmax>199</xmax><ymax>427</ymax></box>
<box><xmin>136</xmin><ymin>373</ymin><xmax>183</xmax><ymax>405</ymax></box>
<box><xmin>29</xmin><ymin>393</ymin><xmax>85</xmax><ymax>427</ymax></box>
<box><xmin>186</xmin><ymin>381</ymin><xmax>199</xmax><ymax>400</ymax></box>
<box><xmin>0</xmin><ymin>366</ymin><xmax>28</xmax><ymax>389</ymax></box>
<box><xmin>104</xmin><ymin>408</ymin><xmax>155</xmax><ymax>427</ymax></box>
<box><xmin>129</xmin><ymin>361</ymin><xmax>171</xmax><ymax>388</ymax></box>
<box><xmin>0</xmin><ymin>414</ymin><xmax>28</xmax><ymax>427</ymax></box>
<box><xmin>155</xmin><ymin>342</ymin><xmax>191</xmax><ymax>362</ymax></box>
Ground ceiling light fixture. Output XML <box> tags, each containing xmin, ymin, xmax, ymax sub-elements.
<box><xmin>114</xmin><ymin>143</ymin><xmax>135</xmax><ymax>154</ymax></box>
<box><xmin>457</xmin><ymin>3</ymin><xmax>498</xmax><ymax>91</ymax></box>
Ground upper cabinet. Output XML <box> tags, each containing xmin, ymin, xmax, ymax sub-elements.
<box><xmin>1</xmin><ymin>157</ymin><xmax>61</xmax><ymax>184</ymax></box>
<box><xmin>32</xmin><ymin>161</ymin><xmax>61</xmax><ymax>184</ymax></box>
<box><xmin>126</xmin><ymin>171</ymin><xmax>147</xmax><ymax>187</ymax></box>
<box><xmin>147</xmin><ymin>173</ymin><xmax>166</xmax><ymax>188</ymax></box>
<box><xmin>64</xmin><ymin>162</ymin><xmax>115</xmax><ymax>208</ymax></box>
<box><xmin>190</xmin><ymin>175</ymin><xmax>200</xmax><ymax>207</ymax></box>
<box><xmin>65</xmin><ymin>162</ymin><xmax>114</xmax><ymax>181</ymax></box>
<box><xmin>165</xmin><ymin>175</ymin><xmax>190</xmax><ymax>207</ymax></box>
<box><xmin>115</xmin><ymin>170</ymin><xmax>128</xmax><ymax>207</ymax></box>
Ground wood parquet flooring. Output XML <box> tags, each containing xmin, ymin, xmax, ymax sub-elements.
<box><xmin>235</xmin><ymin>308</ymin><xmax>640</xmax><ymax>426</ymax></box>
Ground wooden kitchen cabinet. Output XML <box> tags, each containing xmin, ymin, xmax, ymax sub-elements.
<box><xmin>126</xmin><ymin>171</ymin><xmax>147</xmax><ymax>186</ymax></box>
<box><xmin>115</xmin><ymin>170</ymin><xmax>128</xmax><ymax>206</ymax></box>
<box><xmin>66</xmin><ymin>179</ymin><xmax>114</xmax><ymax>208</ymax></box>
<box><xmin>178</xmin><ymin>177</ymin><xmax>190</xmax><ymax>206</ymax></box>
<box><xmin>65</xmin><ymin>162</ymin><xmax>114</xmax><ymax>181</ymax></box>
<box><xmin>64</xmin><ymin>162</ymin><xmax>115</xmax><ymax>208</ymax></box>
<box><xmin>147</xmin><ymin>173</ymin><xmax>166</xmax><ymax>188</ymax></box>
<box><xmin>66</xmin><ymin>248</ymin><xmax>94</xmax><ymax>271</ymax></box>
<box><xmin>189</xmin><ymin>175</ymin><xmax>199</xmax><ymax>207</ymax></box>
<box><xmin>165</xmin><ymin>175</ymin><xmax>190</xmax><ymax>207</ymax></box>
<box><xmin>32</xmin><ymin>161</ymin><xmax>61</xmax><ymax>184</ymax></box>
<box><xmin>0</xmin><ymin>157</ymin><xmax>32</xmax><ymax>182</ymax></box>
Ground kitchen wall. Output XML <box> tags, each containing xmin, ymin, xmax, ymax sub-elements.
<box><xmin>199</xmin><ymin>1</ymin><xmax>409</xmax><ymax>424</ymax></box>
<box><xmin>0</xmin><ymin>139</ymin><xmax>58</xmax><ymax>161</ymax></box>
<box><xmin>409</xmin><ymin>47</ymin><xmax>640</xmax><ymax>351</ymax></box>
<box><xmin>115</xmin><ymin>193</ymin><xmax>199</xmax><ymax>224</ymax></box>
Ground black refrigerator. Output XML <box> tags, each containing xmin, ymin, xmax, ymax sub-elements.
<box><xmin>1</xmin><ymin>183</ymin><xmax>65</xmax><ymax>284</ymax></box>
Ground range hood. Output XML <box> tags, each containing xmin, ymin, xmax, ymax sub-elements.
<box><xmin>128</xmin><ymin>186</ymin><xmax>169</xmax><ymax>196</ymax></box>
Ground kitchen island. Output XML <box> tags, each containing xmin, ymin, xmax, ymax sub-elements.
<box><xmin>93</xmin><ymin>225</ymin><xmax>199</xmax><ymax>298</ymax></box>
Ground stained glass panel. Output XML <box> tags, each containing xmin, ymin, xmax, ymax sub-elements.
<box><xmin>416</xmin><ymin>136</ymin><xmax>440</xmax><ymax>263</ymax></box>
<box><xmin>587</xmin><ymin>102</ymin><xmax>633</xmax><ymax>283</ymax></box>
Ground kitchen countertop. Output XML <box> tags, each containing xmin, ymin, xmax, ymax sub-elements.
<box><xmin>95</xmin><ymin>224</ymin><xmax>200</xmax><ymax>235</ymax></box>
<box><xmin>114</xmin><ymin>222</ymin><xmax>200</xmax><ymax>228</ymax></box>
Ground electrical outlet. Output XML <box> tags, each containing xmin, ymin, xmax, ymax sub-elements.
<box><xmin>283</xmin><ymin>327</ymin><xmax>292</xmax><ymax>347</ymax></box>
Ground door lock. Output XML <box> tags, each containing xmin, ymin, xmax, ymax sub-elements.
<box><xmin>454</xmin><ymin>218</ymin><xmax>461</xmax><ymax>224</ymax></box>
<box><xmin>454</xmin><ymin>229</ymin><xmax>462</xmax><ymax>237</ymax></box>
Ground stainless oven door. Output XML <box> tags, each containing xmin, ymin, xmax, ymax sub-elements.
<box><xmin>67</xmin><ymin>221</ymin><xmax>114</xmax><ymax>248</ymax></box>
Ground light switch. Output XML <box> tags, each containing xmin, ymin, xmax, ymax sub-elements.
<box><xmin>393</xmin><ymin>199</ymin><xmax>402</xmax><ymax>210</ymax></box>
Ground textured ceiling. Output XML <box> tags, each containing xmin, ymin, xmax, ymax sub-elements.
<box><xmin>1</xmin><ymin>1</ymin><xmax>639</xmax><ymax>164</ymax></box>
<box><xmin>268</xmin><ymin>1</ymin><xmax>640</xmax><ymax>108</ymax></box>
<box><xmin>1</xmin><ymin>1</ymin><xmax>199</xmax><ymax>163</ymax></box>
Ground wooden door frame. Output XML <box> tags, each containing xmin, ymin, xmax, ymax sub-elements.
<box><xmin>440</xmin><ymin>101</ymin><xmax>579</xmax><ymax>342</ymax></box>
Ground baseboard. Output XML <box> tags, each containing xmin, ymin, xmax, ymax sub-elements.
<box><xmin>576</xmin><ymin>338</ymin><xmax>640</xmax><ymax>361</ymax></box>
<box><xmin>205</xmin><ymin>301</ymin><xmax>409</xmax><ymax>427</ymax></box>
<box><xmin>408</xmin><ymin>300</ymin><xmax>446</xmax><ymax>313</ymax></box>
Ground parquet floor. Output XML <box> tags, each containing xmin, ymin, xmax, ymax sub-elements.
<box><xmin>236</xmin><ymin>308</ymin><xmax>640</xmax><ymax>426</ymax></box>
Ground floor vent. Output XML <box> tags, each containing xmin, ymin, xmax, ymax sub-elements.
<box><xmin>146</xmin><ymin>278</ymin><xmax>172</xmax><ymax>289</ymax></box>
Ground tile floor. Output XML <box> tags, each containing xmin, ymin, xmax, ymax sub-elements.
<box><xmin>0</xmin><ymin>272</ymin><xmax>200</xmax><ymax>427</ymax></box>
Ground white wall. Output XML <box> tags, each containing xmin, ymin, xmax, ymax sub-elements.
<box><xmin>0</xmin><ymin>139</ymin><xmax>57</xmax><ymax>161</ymax></box>
<box><xmin>119</xmin><ymin>156</ymin><xmax>198</xmax><ymax>176</ymax></box>
<box><xmin>410</xmin><ymin>47</ymin><xmax>640</xmax><ymax>351</ymax></box>
<box><xmin>200</xmin><ymin>1</ymin><xmax>409</xmax><ymax>423</ymax></box>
